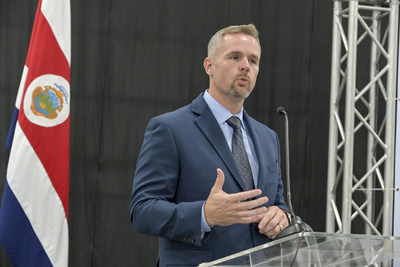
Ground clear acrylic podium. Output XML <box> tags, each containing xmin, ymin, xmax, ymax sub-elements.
<box><xmin>198</xmin><ymin>232</ymin><xmax>400</xmax><ymax>266</ymax></box>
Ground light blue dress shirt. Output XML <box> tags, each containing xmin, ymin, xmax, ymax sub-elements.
<box><xmin>201</xmin><ymin>90</ymin><xmax>259</xmax><ymax>233</ymax></box>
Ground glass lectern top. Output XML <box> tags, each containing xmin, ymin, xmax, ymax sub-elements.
<box><xmin>199</xmin><ymin>232</ymin><xmax>400</xmax><ymax>267</ymax></box>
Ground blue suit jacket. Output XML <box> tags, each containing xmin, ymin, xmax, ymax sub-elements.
<box><xmin>130</xmin><ymin>93</ymin><xmax>288</xmax><ymax>267</ymax></box>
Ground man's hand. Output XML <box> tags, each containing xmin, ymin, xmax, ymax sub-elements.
<box><xmin>204</xmin><ymin>168</ymin><xmax>269</xmax><ymax>226</ymax></box>
<box><xmin>257</xmin><ymin>206</ymin><xmax>289</xmax><ymax>239</ymax></box>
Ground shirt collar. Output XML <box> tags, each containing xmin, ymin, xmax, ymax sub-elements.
<box><xmin>203</xmin><ymin>90</ymin><xmax>245</xmax><ymax>129</ymax></box>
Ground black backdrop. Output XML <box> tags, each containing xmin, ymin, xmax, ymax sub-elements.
<box><xmin>0</xmin><ymin>1</ymin><xmax>333</xmax><ymax>266</ymax></box>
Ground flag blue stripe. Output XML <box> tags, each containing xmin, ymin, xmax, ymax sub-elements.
<box><xmin>5</xmin><ymin>107</ymin><xmax>19</xmax><ymax>150</ymax></box>
<box><xmin>0</xmin><ymin>181</ymin><xmax>52</xmax><ymax>267</ymax></box>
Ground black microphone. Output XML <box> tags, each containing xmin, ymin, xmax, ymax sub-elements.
<box><xmin>274</xmin><ymin>107</ymin><xmax>312</xmax><ymax>239</ymax></box>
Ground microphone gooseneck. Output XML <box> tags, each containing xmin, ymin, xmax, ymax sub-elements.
<box><xmin>275</xmin><ymin>107</ymin><xmax>295</xmax><ymax>217</ymax></box>
<box><xmin>275</xmin><ymin>107</ymin><xmax>312</xmax><ymax>239</ymax></box>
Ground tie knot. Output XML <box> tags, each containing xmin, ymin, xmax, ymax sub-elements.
<box><xmin>226</xmin><ymin>116</ymin><xmax>241</xmax><ymax>131</ymax></box>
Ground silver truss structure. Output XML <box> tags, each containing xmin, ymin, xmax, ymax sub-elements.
<box><xmin>326</xmin><ymin>0</ymin><xmax>399</xmax><ymax>236</ymax></box>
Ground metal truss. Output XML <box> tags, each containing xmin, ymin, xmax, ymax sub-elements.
<box><xmin>326</xmin><ymin>0</ymin><xmax>399</xmax><ymax>236</ymax></box>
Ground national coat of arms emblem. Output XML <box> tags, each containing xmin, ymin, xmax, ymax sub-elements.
<box><xmin>23</xmin><ymin>74</ymin><xmax>70</xmax><ymax>127</ymax></box>
<box><xmin>31</xmin><ymin>85</ymin><xmax>64</xmax><ymax>119</ymax></box>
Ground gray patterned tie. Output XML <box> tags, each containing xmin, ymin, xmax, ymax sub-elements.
<box><xmin>226</xmin><ymin>116</ymin><xmax>255</xmax><ymax>191</ymax></box>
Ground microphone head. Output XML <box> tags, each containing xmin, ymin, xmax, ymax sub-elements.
<box><xmin>276</xmin><ymin>107</ymin><xmax>286</xmax><ymax>115</ymax></box>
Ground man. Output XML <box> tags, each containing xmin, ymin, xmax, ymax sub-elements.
<box><xmin>130</xmin><ymin>24</ymin><xmax>290</xmax><ymax>267</ymax></box>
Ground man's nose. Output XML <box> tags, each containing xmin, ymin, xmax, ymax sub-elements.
<box><xmin>240</xmin><ymin>59</ymin><xmax>250</xmax><ymax>71</ymax></box>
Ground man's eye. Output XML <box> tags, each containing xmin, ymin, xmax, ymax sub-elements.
<box><xmin>231</xmin><ymin>56</ymin><xmax>239</xmax><ymax>60</ymax></box>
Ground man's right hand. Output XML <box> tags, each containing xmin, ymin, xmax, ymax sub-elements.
<box><xmin>204</xmin><ymin>168</ymin><xmax>269</xmax><ymax>227</ymax></box>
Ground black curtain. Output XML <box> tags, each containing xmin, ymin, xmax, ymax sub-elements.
<box><xmin>0</xmin><ymin>0</ymin><xmax>333</xmax><ymax>266</ymax></box>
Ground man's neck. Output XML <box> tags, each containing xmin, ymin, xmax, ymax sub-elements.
<box><xmin>208</xmin><ymin>89</ymin><xmax>244</xmax><ymax>115</ymax></box>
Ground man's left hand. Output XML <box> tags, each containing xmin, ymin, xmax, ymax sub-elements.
<box><xmin>257</xmin><ymin>206</ymin><xmax>289</xmax><ymax>239</ymax></box>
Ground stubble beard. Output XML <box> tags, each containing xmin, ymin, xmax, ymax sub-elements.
<box><xmin>227</xmin><ymin>82</ymin><xmax>253</xmax><ymax>99</ymax></box>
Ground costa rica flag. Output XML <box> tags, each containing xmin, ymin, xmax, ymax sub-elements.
<box><xmin>0</xmin><ymin>0</ymin><xmax>70</xmax><ymax>266</ymax></box>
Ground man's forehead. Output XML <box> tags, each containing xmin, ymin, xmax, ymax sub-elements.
<box><xmin>221</xmin><ymin>34</ymin><xmax>261</xmax><ymax>56</ymax></box>
<box><xmin>222</xmin><ymin>32</ymin><xmax>256</xmax><ymax>42</ymax></box>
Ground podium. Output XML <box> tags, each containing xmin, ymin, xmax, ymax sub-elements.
<box><xmin>199</xmin><ymin>232</ymin><xmax>400</xmax><ymax>266</ymax></box>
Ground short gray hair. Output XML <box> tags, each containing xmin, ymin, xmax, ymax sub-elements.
<box><xmin>207</xmin><ymin>24</ymin><xmax>260</xmax><ymax>58</ymax></box>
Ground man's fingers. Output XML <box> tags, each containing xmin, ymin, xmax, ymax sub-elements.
<box><xmin>207</xmin><ymin>169</ymin><xmax>272</xmax><ymax>227</ymax></box>
<box><xmin>211</xmin><ymin>169</ymin><xmax>267</xmax><ymax>204</ymax></box>
<box><xmin>229</xmin><ymin>189</ymin><xmax>267</xmax><ymax>203</ymax></box>
<box><xmin>212</xmin><ymin>168</ymin><xmax>225</xmax><ymax>191</ymax></box>
<box><xmin>258</xmin><ymin>207</ymin><xmax>288</xmax><ymax>237</ymax></box>
<box><xmin>235</xmin><ymin>206</ymin><xmax>267</xmax><ymax>219</ymax></box>
<box><xmin>236</xmin><ymin>196</ymin><xmax>268</xmax><ymax>211</ymax></box>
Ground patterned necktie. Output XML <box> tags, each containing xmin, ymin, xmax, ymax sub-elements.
<box><xmin>226</xmin><ymin>116</ymin><xmax>255</xmax><ymax>191</ymax></box>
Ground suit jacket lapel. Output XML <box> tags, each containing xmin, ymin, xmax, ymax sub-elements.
<box><xmin>191</xmin><ymin>94</ymin><xmax>247</xmax><ymax>191</ymax></box>
<box><xmin>243</xmin><ymin>111</ymin><xmax>268</xmax><ymax>190</ymax></box>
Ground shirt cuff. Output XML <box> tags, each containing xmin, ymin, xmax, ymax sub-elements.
<box><xmin>201</xmin><ymin>202</ymin><xmax>212</xmax><ymax>235</ymax></box>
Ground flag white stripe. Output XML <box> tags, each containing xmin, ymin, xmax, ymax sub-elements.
<box><xmin>14</xmin><ymin>66</ymin><xmax>28</xmax><ymax>109</ymax></box>
<box><xmin>41</xmin><ymin>0</ymin><xmax>71</xmax><ymax>65</ymax></box>
<box><xmin>7</xmin><ymin>123</ymin><xmax>68</xmax><ymax>267</ymax></box>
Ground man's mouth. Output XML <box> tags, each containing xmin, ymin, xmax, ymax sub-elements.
<box><xmin>237</xmin><ymin>76</ymin><xmax>249</xmax><ymax>85</ymax></box>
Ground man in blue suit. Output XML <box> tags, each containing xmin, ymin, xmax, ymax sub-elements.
<box><xmin>130</xmin><ymin>24</ymin><xmax>290</xmax><ymax>267</ymax></box>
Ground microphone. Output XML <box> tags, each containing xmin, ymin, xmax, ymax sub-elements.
<box><xmin>274</xmin><ymin>107</ymin><xmax>312</xmax><ymax>239</ymax></box>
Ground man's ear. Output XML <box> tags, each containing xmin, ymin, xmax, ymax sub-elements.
<box><xmin>203</xmin><ymin>57</ymin><xmax>213</xmax><ymax>76</ymax></box>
